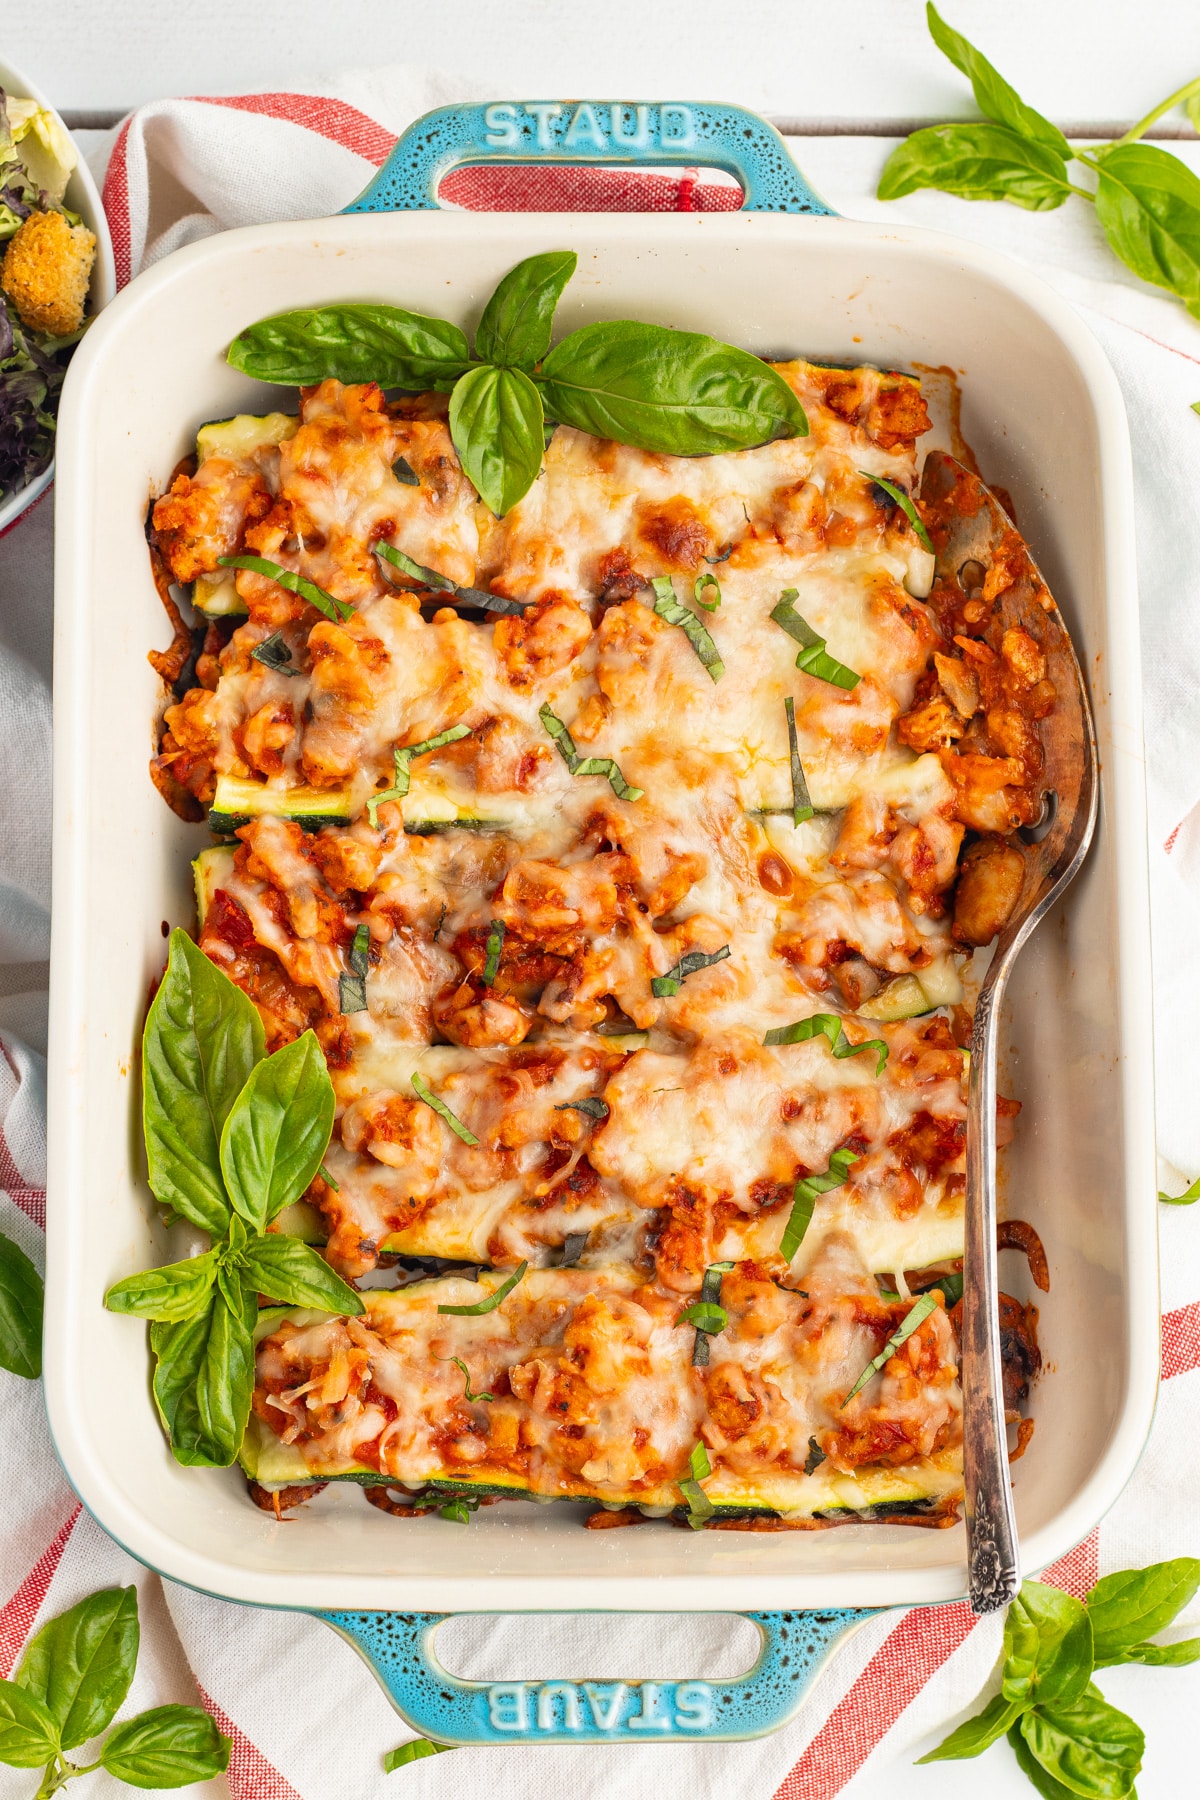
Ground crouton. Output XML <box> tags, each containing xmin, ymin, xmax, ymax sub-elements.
<box><xmin>1</xmin><ymin>208</ymin><xmax>96</xmax><ymax>337</ymax></box>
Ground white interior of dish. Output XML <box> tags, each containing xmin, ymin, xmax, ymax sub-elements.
<box><xmin>47</xmin><ymin>211</ymin><xmax>1157</xmax><ymax>1612</ymax></box>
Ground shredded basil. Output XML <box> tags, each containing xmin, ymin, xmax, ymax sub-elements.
<box><xmin>558</xmin><ymin>1231</ymin><xmax>590</xmax><ymax>1265</ymax></box>
<box><xmin>842</xmin><ymin>1292</ymin><xmax>938</xmax><ymax>1406</ymax></box>
<box><xmin>553</xmin><ymin>1097</ymin><xmax>610</xmax><ymax>1121</ymax></box>
<box><xmin>250</xmin><ymin>630</ymin><xmax>300</xmax><ymax>676</ymax></box>
<box><xmin>438</xmin><ymin>1260</ymin><xmax>527</xmax><ymax>1316</ymax></box>
<box><xmin>678</xmin><ymin>1301</ymin><xmax>728</xmax><ymax>1334</ymax></box>
<box><xmin>649</xmin><ymin>575</ymin><xmax>725</xmax><ymax>681</ymax></box>
<box><xmin>217</xmin><ymin>554</ymin><xmax>353</xmax><ymax>623</ymax></box>
<box><xmin>764</xmin><ymin>1012</ymin><xmax>888</xmax><ymax>1076</ymax></box>
<box><xmin>863</xmin><ymin>470</ymin><xmax>934</xmax><ymax>553</ymax></box>
<box><xmin>317</xmin><ymin>1162</ymin><xmax>339</xmax><ymax>1192</ymax></box>
<box><xmin>338</xmin><ymin>923</ymin><xmax>370</xmax><ymax>1014</ymax></box>
<box><xmin>440</xmin><ymin>1354</ymin><xmax>495</xmax><ymax>1402</ymax></box>
<box><xmin>694</xmin><ymin>571</ymin><xmax>721</xmax><ymax>611</ymax></box>
<box><xmin>373</xmin><ymin>541</ymin><xmax>528</xmax><ymax>614</ymax></box>
<box><xmin>780</xmin><ymin>1148</ymin><xmax>858</xmax><ymax>1262</ymax></box>
<box><xmin>411</xmin><ymin>1072</ymin><xmax>479</xmax><ymax>1146</ymax></box>
<box><xmin>679</xmin><ymin>1441</ymin><xmax>715</xmax><ymax>1530</ymax></box>
<box><xmin>705</xmin><ymin>545</ymin><xmax>734</xmax><ymax>564</ymax></box>
<box><xmin>686</xmin><ymin>1261</ymin><xmax>734</xmax><ymax>1365</ymax></box>
<box><xmin>392</xmin><ymin>455</ymin><xmax>420</xmax><ymax>486</ymax></box>
<box><xmin>481</xmin><ymin>919</ymin><xmax>505</xmax><ymax>987</ymax></box>
<box><xmin>784</xmin><ymin>695</ymin><xmax>814</xmax><ymax>826</ymax></box>
<box><xmin>804</xmin><ymin>1436</ymin><xmax>827</xmax><ymax>1476</ymax></box>
<box><xmin>770</xmin><ymin>591</ymin><xmax>861</xmax><ymax>690</ymax></box>
<box><xmin>539</xmin><ymin>704</ymin><xmax>645</xmax><ymax>802</ymax></box>
<box><xmin>917</xmin><ymin>1270</ymin><xmax>964</xmax><ymax>1307</ymax></box>
<box><xmin>651</xmin><ymin>945</ymin><xmax>731</xmax><ymax>999</ymax></box>
<box><xmin>366</xmin><ymin>724</ymin><xmax>472</xmax><ymax>827</ymax></box>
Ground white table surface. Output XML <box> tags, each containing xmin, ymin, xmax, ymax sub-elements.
<box><xmin>6</xmin><ymin>4</ymin><xmax>1200</xmax><ymax>1796</ymax></box>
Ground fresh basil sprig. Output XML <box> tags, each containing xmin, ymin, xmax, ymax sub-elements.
<box><xmin>228</xmin><ymin>251</ymin><xmax>809</xmax><ymax>517</ymax></box>
<box><xmin>880</xmin><ymin>6</ymin><xmax>1200</xmax><ymax>321</ymax></box>
<box><xmin>0</xmin><ymin>1585</ymin><xmax>229</xmax><ymax>1794</ymax></box>
<box><xmin>0</xmin><ymin>1229</ymin><xmax>43</xmax><ymax>1379</ymax></box>
<box><xmin>106</xmin><ymin>929</ymin><xmax>362</xmax><ymax>1469</ymax></box>
<box><xmin>918</xmin><ymin>1560</ymin><xmax>1200</xmax><ymax>1797</ymax></box>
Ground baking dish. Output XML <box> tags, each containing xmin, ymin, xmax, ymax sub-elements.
<box><xmin>45</xmin><ymin>102</ymin><xmax>1157</xmax><ymax>1744</ymax></box>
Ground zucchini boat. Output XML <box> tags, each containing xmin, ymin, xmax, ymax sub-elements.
<box><xmin>206</xmin><ymin>771</ymin><xmax>508</xmax><ymax>836</ymax></box>
<box><xmin>242</xmin><ymin>1257</ymin><xmax>965</xmax><ymax>1524</ymax></box>
<box><xmin>191</xmin><ymin>413</ymin><xmax>298</xmax><ymax>617</ymax></box>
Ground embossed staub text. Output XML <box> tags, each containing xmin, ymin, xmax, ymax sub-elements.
<box><xmin>486</xmin><ymin>1678</ymin><xmax>714</xmax><ymax>1735</ymax></box>
<box><xmin>482</xmin><ymin>103</ymin><xmax>698</xmax><ymax>153</ymax></box>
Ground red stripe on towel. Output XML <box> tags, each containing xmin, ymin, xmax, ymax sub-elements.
<box><xmin>0</xmin><ymin>1506</ymin><xmax>81</xmax><ymax>1677</ymax></box>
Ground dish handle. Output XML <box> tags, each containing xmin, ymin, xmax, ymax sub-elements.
<box><xmin>342</xmin><ymin>101</ymin><xmax>836</xmax><ymax>217</ymax></box>
<box><xmin>315</xmin><ymin>1606</ymin><xmax>879</xmax><ymax>1746</ymax></box>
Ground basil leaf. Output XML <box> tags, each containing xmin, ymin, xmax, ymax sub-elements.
<box><xmin>1087</xmin><ymin>1558</ymin><xmax>1200</xmax><ymax>1666</ymax></box>
<box><xmin>537</xmin><ymin>320</ymin><xmax>808</xmax><ymax>454</ymax></box>
<box><xmin>926</xmin><ymin>4</ymin><xmax>1070</xmax><ymax>158</ymax></box>
<box><xmin>780</xmin><ymin>1149</ymin><xmax>858</xmax><ymax>1262</ymax></box>
<box><xmin>1090</xmin><ymin>143</ymin><xmax>1200</xmax><ymax>316</ymax></box>
<box><xmin>239</xmin><ymin>1236</ymin><xmax>364</xmax><ymax>1316</ymax></box>
<box><xmin>339</xmin><ymin>974</ymin><xmax>366</xmax><ymax>1014</ymax></box>
<box><xmin>439</xmin><ymin>1354</ymin><xmax>495</xmax><ymax>1403</ymax></box>
<box><xmin>1002</xmin><ymin>1582</ymin><xmax>1094</xmax><ymax>1710</ymax></box>
<box><xmin>373</xmin><ymin>542</ymin><xmax>528</xmax><ymax>614</ymax></box>
<box><xmin>0</xmin><ymin>1679</ymin><xmax>60</xmax><ymax>1768</ymax></box>
<box><xmin>101</xmin><ymin>1703</ymin><xmax>232</xmax><ymax>1788</ymax></box>
<box><xmin>917</xmin><ymin>1690</ymin><xmax>1025</xmax><ymax>1763</ymax></box>
<box><xmin>843</xmin><ymin>1293</ymin><xmax>938</xmax><ymax>1406</ymax></box>
<box><xmin>216</xmin><ymin>1252</ymin><xmax>258</xmax><ymax>1337</ymax></box>
<box><xmin>474</xmin><ymin>250</ymin><xmax>577</xmax><ymax>369</ymax></box>
<box><xmin>863</xmin><ymin>471</ymin><xmax>934</xmax><ymax>553</ymax></box>
<box><xmin>764</xmin><ymin>1012</ymin><xmax>888</xmax><ymax>1076</ymax></box>
<box><xmin>1159</xmin><ymin>1173</ymin><xmax>1200</xmax><ymax>1203</ymax></box>
<box><xmin>558</xmin><ymin>1232</ymin><xmax>590</xmax><ymax>1265</ymax></box>
<box><xmin>1008</xmin><ymin>1723</ymin><xmax>1085</xmax><ymax>1800</ymax></box>
<box><xmin>0</xmin><ymin>1230</ymin><xmax>43</xmax><ymax>1378</ymax></box>
<box><xmin>649</xmin><ymin>576</ymin><xmax>724</xmax><ymax>681</ymax></box>
<box><xmin>150</xmin><ymin>1309</ymin><xmax>211</xmax><ymax>1446</ymax></box>
<box><xmin>217</xmin><ymin>554</ymin><xmax>353</xmax><ymax>624</ymax></box>
<box><xmin>105</xmin><ymin>1250</ymin><xmax>218</xmax><ymax>1323</ymax></box>
<box><xmin>167</xmin><ymin>1288</ymin><xmax>254</xmax><ymax>1468</ymax></box>
<box><xmin>250</xmin><ymin>630</ymin><xmax>299</xmax><ymax>676</ymax></box>
<box><xmin>694</xmin><ymin>572</ymin><xmax>721</xmax><ymax>611</ymax></box>
<box><xmin>219</xmin><ymin>1029</ymin><xmax>335</xmax><ymax>1231</ymax></box>
<box><xmin>366</xmin><ymin>723</ymin><xmax>473</xmax><ymax>827</ymax></box>
<box><xmin>411</xmin><ymin>1071</ymin><xmax>479</xmax><ymax>1146</ymax></box>
<box><xmin>784</xmin><ymin>696</ymin><xmax>814</xmax><ymax>827</ymax></box>
<box><xmin>804</xmin><ymin>1437</ymin><xmax>826</xmax><ymax>1476</ymax></box>
<box><xmin>392</xmin><ymin>456</ymin><xmax>420</xmax><ymax>486</ymax></box>
<box><xmin>450</xmin><ymin>363</ymin><xmax>545</xmax><ymax>517</ymax></box>
<box><xmin>553</xmin><ymin>1097</ymin><xmax>609</xmax><ymax>1122</ymax></box>
<box><xmin>385</xmin><ymin>1739</ymin><xmax>450</xmax><ymax>1770</ymax></box>
<box><xmin>539</xmin><ymin>704</ymin><xmax>645</xmax><ymax>802</ymax></box>
<box><xmin>1017</xmin><ymin>1684</ymin><xmax>1143</xmax><ymax>1799</ymax></box>
<box><xmin>438</xmin><ymin>1261</ymin><xmax>527</xmax><ymax>1316</ymax></box>
<box><xmin>916</xmin><ymin>1269</ymin><xmax>964</xmax><ymax>1307</ymax></box>
<box><xmin>15</xmin><ymin>1586</ymin><xmax>138</xmax><ymax>1751</ymax></box>
<box><xmin>877</xmin><ymin>123</ymin><xmax>1074</xmax><ymax>212</ymax></box>
<box><xmin>770</xmin><ymin>593</ymin><xmax>861</xmax><ymax>689</ymax></box>
<box><xmin>143</xmin><ymin>929</ymin><xmax>264</xmax><ymax>1236</ymax></box>
<box><xmin>651</xmin><ymin>945</ymin><xmax>731</xmax><ymax>999</ymax></box>
<box><xmin>227</xmin><ymin>303</ymin><xmax>471</xmax><ymax>388</ymax></box>
<box><xmin>678</xmin><ymin>1301</ymin><xmax>727</xmax><ymax>1333</ymax></box>
<box><xmin>1117</xmin><ymin>1635</ymin><xmax>1200</xmax><ymax>1665</ymax></box>
<box><xmin>482</xmin><ymin>920</ymin><xmax>505</xmax><ymax>988</ymax></box>
<box><xmin>679</xmin><ymin>1442</ymin><xmax>714</xmax><ymax>1529</ymax></box>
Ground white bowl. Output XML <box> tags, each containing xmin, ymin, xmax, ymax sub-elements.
<box><xmin>0</xmin><ymin>52</ymin><xmax>116</xmax><ymax>535</ymax></box>
<box><xmin>49</xmin><ymin>208</ymin><xmax>1157</xmax><ymax>1614</ymax></box>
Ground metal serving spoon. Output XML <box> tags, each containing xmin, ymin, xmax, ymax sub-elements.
<box><xmin>919</xmin><ymin>451</ymin><xmax>1099</xmax><ymax>1614</ymax></box>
